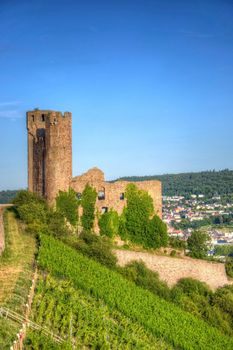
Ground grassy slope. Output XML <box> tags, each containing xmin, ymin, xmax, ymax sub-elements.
<box><xmin>0</xmin><ymin>210</ymin><xmax>36</xmax><ymax>349</ymax></box>
<box><xmin>38</xmin><ymin>234</ymin><xmax>233</xmax><ymax>350</ymax></box>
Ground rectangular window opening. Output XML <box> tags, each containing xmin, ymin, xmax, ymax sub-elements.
<box><xmin>101</xmin><ymin>207</ymin><xmax>108</xmax><ymax>213</ymax></box>
<box><xmin>76</xmin><ymin>192</ymin><xmax>82</xmax><ymax>200</ymax></box>
<box><xmin>98</xmin><ymin>191</ymin><xmax>105</xmax><ymax>200</ymax></box>
<box><xmin>120</xmin><ymin>193</ymin><xmax>125</xmax><ymax>200</ymax></box>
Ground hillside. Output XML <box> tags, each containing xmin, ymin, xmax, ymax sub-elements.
<box><xmin>1</xmin><ymin>209</ymin><xmax>233</xmax><ymax>349</ymax></box>
<box><xmin>0</xmin><ymin>190</ymin><xmax>19</xmax><ymax>204</ymax></box>
<box><xmin>27</xmin><ymin>234</ymin><xmax>233</xmax><ymax>350</ymax></box>
<box><xmin>116</xmin><ymin>169</ymin><xmax>233</xmax><ymax>197</ymax></box>
<box><xmin>0</xmin><ymin>211</ymin><xmax>36</xmax><ymax>349</ymax></box>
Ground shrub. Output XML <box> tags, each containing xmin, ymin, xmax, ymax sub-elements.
<box><xmin>172</xmin><ymin>278</ymin><xmax>212</xmax><ymax>299</ymax></box>
<box><xmin>170</xmin><ymin>250</ymin><xmax>176</xmax><ymax>257</ymax></box>
<box><xmin>47</xmin><ymin>211</ymin><xmax>71</xmax><ymax>237</ymax></box>
<box><xmin>169</xmin><ymin>236</ymin><xmax>186</xmax><ymax>249</ymax></box>
<box><xmin>121</xmin><ymin>184</ymin><xmax>168</xmax><ymax>249</ymax></box>
<box><xmin>76</xmin><ymin>231</ymin><xmax>117</xmax><ymax>268</ymax></box>
<box><xmin>56</xmin><ymin>188</ymin><xmax>79</xmax><ymax>226</ymax></box>
<box><xmin>81</xmin><ymin>185</ymin><xmax>97</xmax><ymax>232</ymax></box>
<box><xmin>225</xmin><ymin>257</ymin><xmax>233</xmax><ymax>278</ymax></box>
<box><xmin>17</xmin><ymin>202</ymin><xmax>48</xmax><ymax>224</ymax></box>
<box><xmin>120</xmin><ymin>260</ymin><xmax>170</xmax><ymax>300</ymax></box>
<box><xmin>99</xmin><ymin>209</ymin><xmax>119</xmax><ymax>238</ymax></box>
<box><xmin>187</xmin><ymin>231</ymin><xmax>210</xmax><ymax>259</ymax></box>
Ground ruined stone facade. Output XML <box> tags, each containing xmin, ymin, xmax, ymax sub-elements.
<box><xmin>27</xmin><ymin>109</ymin><xmax>72</xmax><ymax>204</ymax></box>
<box><xmin>71</xmin><ymin>167</ymin><xmax>162</xmax><ymax>219</ymax></box>
<box><xmin>27</xmin><ymin>110</ymin><xmax>162</xmax><ymax>219</ymax></box>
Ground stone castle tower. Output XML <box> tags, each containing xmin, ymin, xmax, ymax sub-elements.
<box><xmin>27</xmin><ymin>109</ymin><xmax>72</xmax><ymax>204</ymax></box>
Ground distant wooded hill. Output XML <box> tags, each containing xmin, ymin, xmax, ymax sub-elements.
<box><xmin>0</xmin><ymin>190</ymin><xmax>19</xmax><ymax>204</ymax></box>
<box><xmin>116</xmin><ymin>169</ymin><xmax>233</xmax><ymax>197</ymax></box>
<box><xmin>1</xmin><ymin>169</ymin><xmax>233</xmax><ymax>202</ymax></box>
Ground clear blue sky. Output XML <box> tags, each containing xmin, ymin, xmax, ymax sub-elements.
<box><xmin>0</xmin><ymin>0</ymin><xmax>233</xmax><ymax>190</ymax></box>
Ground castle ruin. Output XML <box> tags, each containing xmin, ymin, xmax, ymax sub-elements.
<box><xmin>27</xmin><ymin>109</ymin><xmax>162</xmax><ymax>219</ymax></box>
<box><xmin>27</xmin><ymin>109</ymin><xmax>72</xmax><ymax>204</ymax></box>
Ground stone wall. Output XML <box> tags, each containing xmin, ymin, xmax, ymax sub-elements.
<box><xmin>71</xmin><ymin>168</ymin><xmax>162</xmax><ymax>228</ymax></box>
<box><xmin>27</xmin><ymin>110</ymin><xmax>72</xmax><ymax>205</ymax></box>
<box><xmin>115</xmin><ymin>249</ymin><xmax>232</xmax><ymax>290</ymax></box>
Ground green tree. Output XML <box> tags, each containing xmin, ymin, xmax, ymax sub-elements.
<box><xmin>123</xmin><ymin>184</ymin><xmax>153</xmax><ymax>246</ymax></box>
<box><xmin>81</xmin><ymin>184</ymin><xmax>97</xmax><ymax>231</ymax></box>
<box><xmin>187</xmin><ymin>231</ymin><xmax>210</xmax><ymax>259</ymax></box>
<box><xmin>47</xmin><ymin>210</ymin><xmax>71</xmax><ymax>237</ymax></box>
<box><xmin>14</xmin><ymin>190</ymin><xmax>48</xmax><ymax>225</ymax></box>
<box><xmin>56</xmin><ymin>188</ymin><xmax>79</xmax><ymax>226</ymax></box>
<box><xmin>99</xmin><ymin>209</ymin><xmax>119</xmax><ymax>238</ymax></box>
<box><xmin>147</xmin><ymin>215</ymin><xmax>168</xmax><ymax>248</ymax></box>
<box><xmin>225</xmin><ymin>257</ymin><xmax>233</xmax><ymax>278</ymax></box>
<box><xmin>121</xmin><ymin>184</ymin><xmax>168</xmax><ymax>249</ymax></box>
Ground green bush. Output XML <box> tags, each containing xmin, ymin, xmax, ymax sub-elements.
<box><xmin>99</xmin><ymin>209</ymin><xmax>119</xmax><ymax>238</ymax></box>
<box><xmin>120</xmin><ymin>260</ymin><xmax>170</xmax><ymax>300</ymax></box>
<box><xmin>121</xmin><ymin>184</ymin><xmax>168</xmax><ymax>249</ymax></box>
<box><xmin>47</xmin><ymin>211</ymin><xmax>71</xmax><ymax>237</ymax></box>
<box><xmin>56</xmin><ymin>188</ymin><xmax>79</xmax><ymax>226</ymax></box>
<box><xmin>17</xmin><ymin>202</ymin><xmax>48</xmax><ymax>224</ymax></box>
<box><xmin>187</xmin><ymin>231</ymin><xmax>210</xmax><ymax>259</ymax></box>
<box><xmin>76</xmin><ymin>231</ymin><xmax>117</xmax><ymax>268</ymax></box>
<box><xmin>81</xmin><ymin>184</ymin><xmax>97</xmax><ymax>231</ymax></box>
<box><xmin>169</xmin><ymin>236</ymin><xmax>186</xmax><ymax>249</ymax></box>
<box><xmin>225</xmin><ymin>257</ymin><xmax>233</xmax><ymax>278</ymax></box>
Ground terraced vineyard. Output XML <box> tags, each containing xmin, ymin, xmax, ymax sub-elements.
<box><xmin>36</xmin><ymin>234</ymin><xmax>233</xmax><ymax>350</ymax></box>
<box><xmin>26</xmin><ymin>275</ymin><xmax>170</xmax><ymax>349</ymax></box>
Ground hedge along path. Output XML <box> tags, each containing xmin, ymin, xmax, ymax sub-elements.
<box><xmin>0</xmin><ymin>210</ymin><xmax>36</xmax><ymax>304</ymax></box>
<box><xmin>38</xmin><ymin>234</ymin><xmax>233</xmax><ymax>350</ymax></box>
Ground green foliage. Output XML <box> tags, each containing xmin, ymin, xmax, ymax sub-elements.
<box><xmin>75</xmin><ymin>231</ymin><xmax>117</xmax><ymax>268</ymax></box>
<box><xmin>172</xmin><ymin>278</ymin><xmax>212</xmax><ymax>299</ymax></box>
<box><xmin>38</xmin><ymin>234</ymin><xmax>233</xmax><ymax>350</ymax></box>
<box><xmin>27</xmin><ymin>274</ymin><xmax>166</xmax><ymax>350</ymax></box>
<box><xmin>120</xmin><ymin>260</ymin><xmax>170</xmax><ymax>300</ymax></box>
<box><xmin>13</xmin><ymin>190</ymin><xmax>71</xmax><ymax>238</ymax></box>
<box><xmin>169</xmin><ymin>236</ymin><xmax>186</xmax><ymax>249</ymax></box>
<box><xmin>117</xmin><ymin>169</ymin><xmax>233</xmax><ymax>198</ymax></box>
<box><xmin>47</xmin><ymin>210</ymin><xmax>71</xmax><ymax>238</ymax></box>
<box><xmin>148</xmin><ymin>214</ymin><xmax>168</xmax><ymax>248</ymax></box>
<box><xmin>13</xmin><ymin>190</ymin><xmax>48</xmax><ymax>225</ymax></box>
<box><xmin>13</xmin><ymin>190</ymin><xmax>46</xmax><ymax>207</ymax></box>
<box><xmin>225</xmin><ymin>257</ymin><xmax>233</xmax><ymax>278</ymax></box>
<box><xmin>17</xmin><ymin>202</ymin><xmax>48</xmax><ymax>224</ymax></box>
<box><xmin>173</xmin><ymin>215</ymin><xmax>233</xmax><ymax>230</ymax></box>
<box><xmin>171</xmin><ymin>279</ymin><xmax>233</xmax><ymax>336</ymax></box>
<box><xmin>187</xmin><ymin>231</ymin><xmax>210</xmax><ymax>259</ymax></box>
<box><xmin>56</xmin><ymin>188</ymin><xmax>79</xmax><ymax>226</ymax></box>
<box><xmin>121</xmin><ymin>184</ymin><xmax>168</xmax><ymax>249</ymax></box>
<box><xmin>124</xmin><ymin>184</ymin><xmax>154</xmax><ymax>244</ymax></box>
<box><xmin>215</xmin><ymin>245</ymin><xmax>233</xmax><ymax>257</ymax></box>
<box><xmin>81</xmin><ymin>184</ymin><xmax>97</xmax><ymax>231</ymax></box>
<box><xmin>98</xmin><ymin>209</ymin><xmax>119</xmax><ymax>238</ymax></box>
<box><xmin>212</xmin><ymin>285</ymin><xmax>233</xmax><ymax>317</ymax></box>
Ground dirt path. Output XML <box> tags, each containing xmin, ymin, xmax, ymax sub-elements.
<box><xmin>115</xmin><ymin>249</ymin><xmax>232</xmax><ymax>290</ymax></box>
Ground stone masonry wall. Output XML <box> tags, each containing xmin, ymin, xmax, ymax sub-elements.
<box><xmin>71</xmin><ymin>167</ymin><xmax>162</xmax><ymax>220</ymax></box>
<box><xmin>27</xmin><ymin>110</ymin><xmax>72</xmax><ymax>205</ymax></box>
<box><xmin>115</xmin><ymin>249</ymin><xmax>232</xmax><ymax>290</ymax></box>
